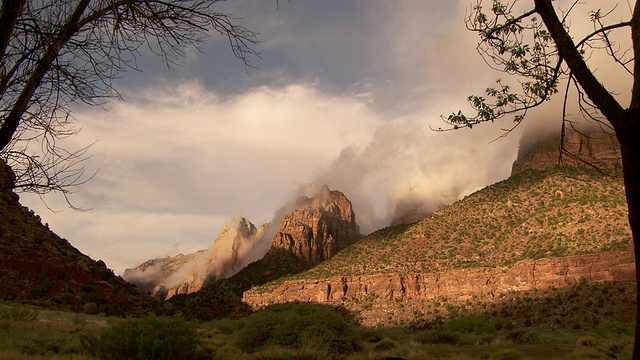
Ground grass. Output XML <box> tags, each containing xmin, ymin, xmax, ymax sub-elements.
<box><xmin>0</xmin><ymin>302</ymin><xmax>634</xmax><ymax>359</ymax></box>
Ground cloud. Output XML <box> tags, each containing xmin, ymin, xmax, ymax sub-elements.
<box><xmin>313</xmin><ymin>114</ymin><xmax>521</xmax><ymax>234</ymax></box>
<box><xmin>21</xmin><ymin>81</ymin><xmax>381</xmax><ymax>274</ymax></box>
<box><xmin>20</xmin><ymin>0</ymin><xmax>632</xmax><ymax>278</ymax></box>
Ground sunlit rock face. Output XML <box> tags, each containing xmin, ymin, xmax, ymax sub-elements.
<box><xmin>124</xmin><ymin>216</ymin><xmax>271</xmax><ymax>299</ymax></box>
<box><xmin>243</xmin><ymin>249</ymin><xmax>635</xmax><ymax>326</ymax></box>
<box><xmin>270</xmin><ymin>185</ymin><xmax>362</xmax><ymax>265</ymax></box>
<box><xmin>124</xmin><ymin>185</ymin><xmax>362</xmax><ymax>299</ymax></box>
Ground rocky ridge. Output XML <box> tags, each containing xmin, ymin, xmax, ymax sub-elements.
<box><xmin>124</xmin><ymin>216</ymin><xmax>270</xmax><ymax>299</ymax></box>
<box><xmin>125</xmin><ymin>185</ymin><xmax>361</xmax><ymax>299</ymax></box>
<box><xmin>242</xmin><ymin>130</ymin><xmax>634</xmax><ymax>326</ymax></box>
<box><xmin>244</xmin><ymin>249</ymin><xmax>634</xmax><ymax>326</ymax></box>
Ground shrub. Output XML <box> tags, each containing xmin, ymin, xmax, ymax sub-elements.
<box><xmin>416</xmin><ymin>329</ymin><xmax>460</xmax><ymax>345</ymax></box>
<box><xmin>576</xmin><ymin>336</ymin><xmax>599</xmax><ymax>348</ymax></box>
<box><xmin>447</xmin><ymin>315</ymin><xmax>496</xmax><ymax>335</ymax></box>
<box><xmin>591</xmin><ymin>321</ymin><xmax>634</xmax><ymax>338</ymax></box>
<box><xmin>505</xmin><ymin>329</ymin><xmax>544</xmax><ymax>344</ymax></box>
<box><xmin>0</xmin><ymin>305</ymin><xmax>38</xmax><ymax>321</ymax></box>
<box><xmin>80</xmin><ymin>315</ymin><xmax>198</xmax><ymax>360</ymax></box>
<box><xmin>374</xmin><ymin>337</ymin><xmax>399</xmax><ymax>351</ymax></box>
<box><xmin>83</xmin><ymin>302</ymin><xmax>99</xmax><ymax>315</ymax></box>
<box><xmin>235</xmin><ymin>303</ymin><xmax>360</xmax><ymax>355</ymax></box>
<box><xmin>491</xmin><ymin>349</ymin><xmax>524</xmax><ymax>360</ymax></box>
<box><xmin>211</xmin><ymin>317</ymin><xmax>242</xmax><ymax>335</ymax></box>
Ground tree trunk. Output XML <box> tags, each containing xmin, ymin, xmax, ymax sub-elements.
<box><xmin>617</xmin><ymin>110</ymin><xmax>640</xmax><ymax>359</ymax></box>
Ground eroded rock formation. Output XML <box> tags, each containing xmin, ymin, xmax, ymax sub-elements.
<box><xmin>125</xmin><ymin>185</ymin><xmax>362</xmax><ymax>299</ymax></box>
<box><xmin>512</xmin><ymin>129</ymin><xmax>621</xmax><ymax>175</ymax></box>
<box><xmin>124</xmin><ymin>216</ymin><xmax>271</xmax><ymax>299</ymax></box>
<box><xmin>243</xmin><ymin>249</ymin><xmax>635</xmax><ymax>326</ymax></box>
<box><xmin>270</xmin><ymin>185</ymin><xmax>361</xmax><ymax>265</ymax></box>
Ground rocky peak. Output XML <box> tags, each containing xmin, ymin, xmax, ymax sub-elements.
<box><xmin>511</xmin><ymin>128</ymin><xmax>621</xmax><ymax>175</ymax></box>
<box><xmin>125</xmin><ymin>186</ymin><xmax>362</xmax><ymax>299</ymax></box>
<box><xmin>124</xmin><ymin>216</ymin><xmax>269</xmax><ymax>299</ymax></box>
<box><xmin>270</xmin><ymin>185</ymin><xmax>361</xmax><ymax>265</ymax></box>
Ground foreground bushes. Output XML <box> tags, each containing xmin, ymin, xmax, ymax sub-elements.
<box><xmin>235</xmin><ymin>303</ymin><xmax>360</xmax><ymax>355</ymax></box>
<box><xmin>80</xmin><ymin>315</ymin><xmax>198</xmax><ymax>360</ymax></box>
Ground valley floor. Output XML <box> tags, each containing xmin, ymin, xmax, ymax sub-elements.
<box><xmin>0</xmin><ymin>300</ymin><xmax>634</xmax><ymax>360</ymax></box>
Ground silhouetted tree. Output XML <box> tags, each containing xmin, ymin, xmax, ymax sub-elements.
<box><xmin>442</xmin><ymin>1</ymin><xmax>640</xmax><ymax>356</ymax></box>
<box><xmin>0</xmin><ymin>0</ymin><xmax>257</xmax><ymax>202</ymax></box>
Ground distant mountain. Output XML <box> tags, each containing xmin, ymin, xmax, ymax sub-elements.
<box><xmin>0</xmin><ymin>161</ymin><xmax>155</xmax><ymax>316</ymax></box>
<box><xmin>125</xmin><ymin>184</ymin><xmax>362</xmax><ymax>300</ymax></box>
<box><xmin>243</xmin><ymin>129</ymin><xmax>634</xmax><ymax>327</ymax></box>
<box><xmin>124</xmin><ymin>216</ymin><xmax>271</xmax><ymax>299</ymax></box>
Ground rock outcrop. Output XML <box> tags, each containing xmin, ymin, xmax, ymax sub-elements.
<box><xmin>124</xmin><ymin>216</ymin><xmax>271</xmax><ymax>299</ymax></box>
<box><xmin>270</xmin><ymin>185</ymin><xmax>361</xmax><ymax>265</ymax></box>
<box><xmin>243</xmin><ymin>249</ymin><xmax>635</xmax><ymax>326</ymax></box>
<box><xmin>512</xmin><ymin>128</ymin><xmax>621</xmax><ymax>175</ymax></box>
<box><xmin>126</xmin><ymin>185</ymin><xmax>362</xmax><ymax>299</ymax></box>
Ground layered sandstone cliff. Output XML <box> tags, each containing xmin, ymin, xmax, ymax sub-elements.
<box><xmin>242</xmin><ymin>128</ymin><xmax>633</xmax><ymax>326</ymax></box>
<box><xmin>244</xmin><ymin>249</ymin><xmax>635</xmax><ymax>326</ymax></box>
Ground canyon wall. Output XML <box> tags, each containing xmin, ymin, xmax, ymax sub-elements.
<box><xmin>243</xmin><ymin>249</ymin><xmax>635</xmax><ymax>325</ymax></box>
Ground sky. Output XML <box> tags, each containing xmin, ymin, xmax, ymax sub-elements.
<box><xmin>18</xmin><ymin>0</ymin><xmax>632</xmax><ymax>275</ymax></box>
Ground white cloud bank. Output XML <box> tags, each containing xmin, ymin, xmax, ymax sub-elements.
<box><xmin>21</xmin><ymin>82</ymin><xmax>383</xmax><ymax>274</ymax></box>
<box><xmin>18</xmin><ymin>0</ymin><xmax>570</xmax><ymax>275</ymax></box>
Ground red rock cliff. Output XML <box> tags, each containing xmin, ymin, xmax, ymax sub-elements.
<box><xmin>243</xmin><ymin>249</ymin><xmax>635</xmax><ymax>326</ymax></box>
<box><xmin>270</xmin><ymin>185</ymin><xmax>361</xmax><ymax>265</ymax></box>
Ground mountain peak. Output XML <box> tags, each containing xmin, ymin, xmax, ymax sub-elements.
<box><xmin>270</xmin><ymin>186</ymin><xmax>361</xmax><ymax>265</ymax></box>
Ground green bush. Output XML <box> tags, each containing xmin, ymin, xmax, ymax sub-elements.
<box><xmin>210</xmin><ymin>317</ymin><xmax>243</xmax><ymax>334</ymax></box>
<box><xmin>0</xmin><ymin>305</ymin><xmax>38</xmax><ymax>321</ymax></box>
<box><xmin>235</xmin><ymin>303</ymin><xmax>360</xmax><ymax>355</ymax></box>
<box><xmin>80</xmin><ymin>315</ymin><xmax>198</xmax><ymax>360</ymax></box>
<box><xmin>591</xmin><ymin>321</ymin><xmax>634</xmax><ymax>338</ymax></box>
<box><xmin>374</xmin><ymin>337</ymin><xmax>399</xmax><ymax>351</ymax></box>
<box><xmin>83</xmin><ymin>302</ymin><xmax>99</xmax><ymax>315</ymax></box>
<box><xmin>447</xmin><ymin>315</ymin><xmax>496</xmax><ymax>335</ymax></box>
<box><xmin>576</xmin><ymin>336</ymin><xmax>599</xmax><ymax>348</ymax></box>
<box><xmin>416</xmin><ymin>329</ymin><xmax>461</xmax><ymax>345</ymax></box>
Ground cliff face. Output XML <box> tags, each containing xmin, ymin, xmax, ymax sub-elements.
<box><xmin>244</xmin><ymin>249</ymin><xmax>635</xmax><ymax>326</ymax></box>
<box><xmin>242</xmin><ymin>128</ymin><xmax>633</xmax><ymax>326</ymax></box>
<box><xmin>270</xmin><ymin>185</ymin><xmax>361</xmax><ymax>265</ymax></box>
<box><xmin>511</xmin><ymin>129</ymin><xmax>621</xmax><ymax>175</ymax></box>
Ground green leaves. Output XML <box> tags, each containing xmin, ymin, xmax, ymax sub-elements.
<box><xmin>443</xmin><ymin>0</ymin><xmax>561</xmax><ymax>131</ymax></box>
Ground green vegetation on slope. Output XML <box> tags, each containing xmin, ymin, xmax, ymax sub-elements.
<box><xmin>284</xmin><ymin>167</ymin><xmax>630</xmax><ymax>281</ymax></box>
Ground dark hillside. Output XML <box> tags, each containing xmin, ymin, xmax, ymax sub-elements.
<box><xmin>0</xmin><ymin>161</ymin><xmax>155</xmax><ymax>316</ymax></box>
